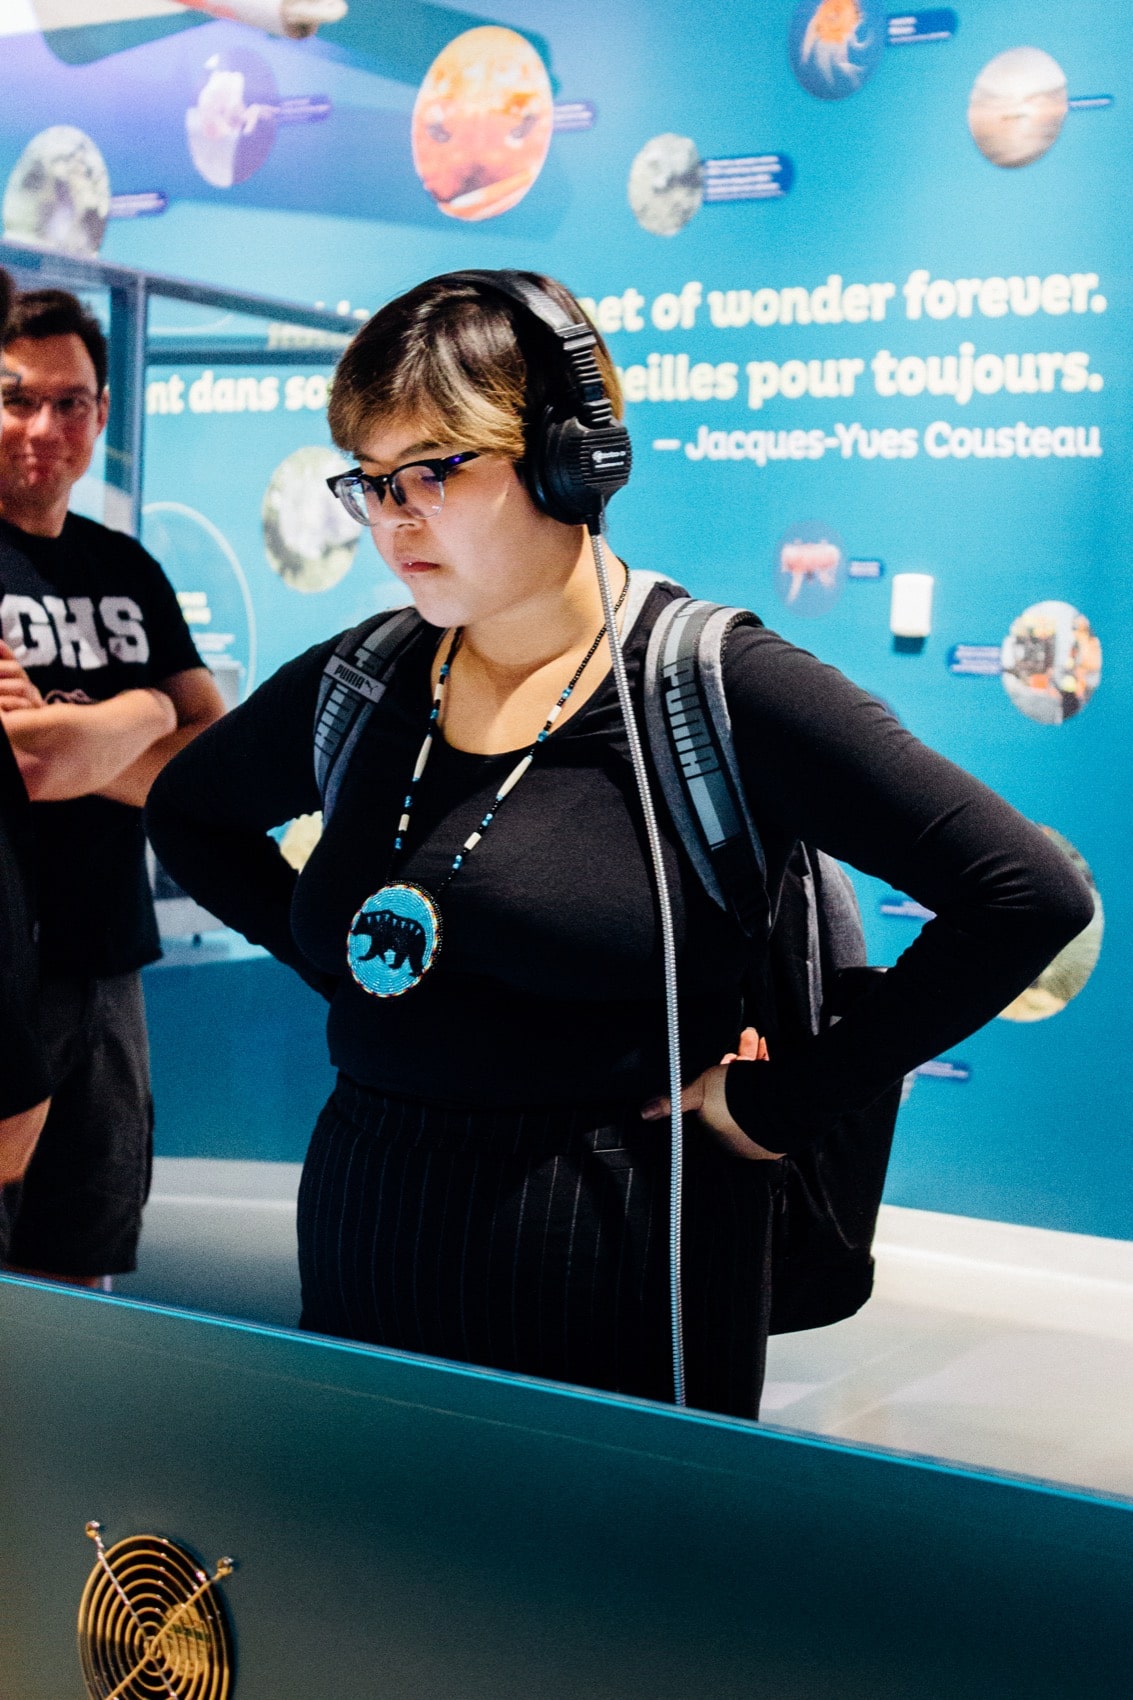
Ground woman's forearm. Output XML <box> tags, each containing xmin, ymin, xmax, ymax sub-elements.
<box><xmin>2</xmin><ymin>690</ymin><xmax>176</xmax><ymax>802</ymax></box>
<box><xmin>721</xmin><ymin>625</ymin><xmax>1096</xmax><ymax>1151</ymax></box>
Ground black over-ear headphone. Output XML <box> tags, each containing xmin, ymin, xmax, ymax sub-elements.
<box><xmin>437</xmin><ymin>269</ymin><xmax>633</xmax><ymax>531</ymax></box>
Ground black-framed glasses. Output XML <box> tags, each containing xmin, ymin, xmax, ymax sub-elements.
<box><xmin>326</xmin><ymin>451</ymin><xmax>480</xmax><ymax>525</ymax></box>
<box><xmin>0</xmin><ymin>382</ymin><xmax>101</xmax><ymax>425</ymax></box>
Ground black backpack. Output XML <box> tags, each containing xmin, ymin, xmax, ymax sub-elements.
<box><xmin>313</xmin><ymin>576</ymin><xmax>902</xmax><ymax>1336</ymax></box>
<box><xmin>643</xmin><ymin>594</ymin><xmax>902</xmax><ymax>1333</ymax></box>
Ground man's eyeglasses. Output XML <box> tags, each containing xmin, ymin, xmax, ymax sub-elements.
<box><xmin>0</xmin><ymin>384</ymin><xmax>101</xmax><ymax>425</ymax></box>
<box><xmin>326</xmin><ymin>452</ymin><xmax>479</xmax><ymax>525</ymax></box>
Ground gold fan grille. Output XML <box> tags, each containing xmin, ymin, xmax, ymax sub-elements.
<box><xmin>77</xmin><ymin>1523</ymin><xmax>234</xmax><ymax>1700</ymax></box>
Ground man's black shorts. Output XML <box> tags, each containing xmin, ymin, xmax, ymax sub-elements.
<box><xmin>0</xmin><ymin>973</ymin><xmax>153</xmax><ymax>1277</ymax></box>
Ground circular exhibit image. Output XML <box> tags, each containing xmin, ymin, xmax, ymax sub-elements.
<box><xmin>186</xmin><ymin>49</ymin><xmax>278</xmax><ymax>188</ymax></box>
<box><xmin>627</xmin><ymin>133</ymin><xmax>703</xmax><ymax>236</ymax></box>
<box><xmin>1000</xmin><ymin>827</ymin><xmax>1103</xmax><ymax>1021</ymax></box>
<box><xmin>774</xmin><ymin>521</ymin><xmax>845</xmax><ymax>614</ymax></box>
<box><xmin>262</xmin><ymin>446</ymin><xmax>360</xmax><ymax>593</ymax></box>
<box><xmin>1000</xmin><ymin>599</ymin><xmax>1100</xmax><ymax>725</ymax></box>
<box><xmin>2</xmin><ymin>125</ymin><xmax>109</xmax><ymax>256</ymax></box>
<box><xmin>143</xmin><ymin>500</ymin><xmax>257</xmax><ymax>699</ymax></box>
<box><xmin>788</xmin><ymin>0</ymin><xmax>887</xmax><ymax>102</ymax></box>
<box><xmin>968</xmin><ymin>47</ymin><xmax>1068</xmax><ymax>168</ymax></box>
<box><xmin>412</xmin><ymin>26</ymin><xmax>553</xmax><ymax>221</ymax></box>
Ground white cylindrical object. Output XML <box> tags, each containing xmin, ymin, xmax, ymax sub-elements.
<box><xmin>890</xmin><ymin>572</ymin><xmax>935</xmax><ymax>638</ymax></box>
<box><xmin>214</xmin><ymin>0</ymin><xmax>348</xmax><ymax>37</ymax></box>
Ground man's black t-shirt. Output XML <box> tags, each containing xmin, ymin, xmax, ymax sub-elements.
<box><xmin>0</xmin><ymin>724</ymin><xmax>48</xmax><ymax>1115</ymax></box>
<box><xmin>0</xmin><ymin>512</ymin><xmax>202</xmax><ymax>977</ymax></box>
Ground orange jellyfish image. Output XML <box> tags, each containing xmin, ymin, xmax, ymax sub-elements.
<box><xmin>412</xmin><ymin>26</ymin><xmax>553</xmax><ymax>222</ymax></box>
<box><xmin>790</xmin><ymin>0</ymin><xmax>884</xmax><ymax>100</ymax></box>
<box><xmin>802</xmin><ymin>0</ymin><xmax>868</xmax><ymax>85</ymax></box>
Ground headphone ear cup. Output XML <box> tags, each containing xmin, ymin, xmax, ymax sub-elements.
<box><xmin>517</xmin><ymin>409</ymin><xmax>594</xmax><ymax>525</ymax></box>
<box><xmin>539</xmin><ymin>411</ymin><xmax>634</xmax><ymax>527</ymax></box>
<box><xmin>522</xmin><ymin>404</ymin><xmax>635</xmax><ymax>528</ymax></box>
<box><xmin>517</xmin><ymin>408</ymin><xmax>564</xmax><ymax>521</ymax></box>
<box><xmin>534</xmin><ymin>412</ymin><xmax>591</xmax><ymax>526</ymax></box>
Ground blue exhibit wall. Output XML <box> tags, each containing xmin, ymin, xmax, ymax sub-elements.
<box><xmin>144</xmin><ymin>948</ymin><xmax>334</xmax><ymax>1165</ymax></box>
<box><xmin>2</xmin><ymin>2</ymin><xmax>1130</xmax><ymax>1236</ymax></box>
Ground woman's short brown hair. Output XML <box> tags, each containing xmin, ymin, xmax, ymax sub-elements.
<box><xmin>327</xmin><ymin>271</ymin><xmax>622</xmax><ymax>460</ymax></box>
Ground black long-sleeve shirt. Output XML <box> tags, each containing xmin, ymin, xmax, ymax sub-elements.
<box><xmin>146</xmin><ymin>585</ymin><xmax>1093</xmax><ymax>1155</ymax></box>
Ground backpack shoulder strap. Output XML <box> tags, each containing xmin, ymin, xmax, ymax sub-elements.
<box><xmin>622</xmin><ymin>566</ymin><xmax>678</xmax><ymax>632</ymax></box>
<box><xmin>643</xmin><ymin>597</ymin><xmax>770</xmax><ymax>938</ymax></box>
<box><xmin>314</xmin><ymin>605</ymin><xmax>424</xmax><ymax>820</ymax></box>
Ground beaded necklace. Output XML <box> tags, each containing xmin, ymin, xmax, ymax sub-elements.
<box><xmin>346</xmin><ymin>572</ymin><xmax>629</xmax><ymax>997</ymax></box>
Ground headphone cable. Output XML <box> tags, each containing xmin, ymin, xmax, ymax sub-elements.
<box><xmin>589</xmin><ymin>525</ymin><xmax>686</xmax><ymax>1407</ymax></box>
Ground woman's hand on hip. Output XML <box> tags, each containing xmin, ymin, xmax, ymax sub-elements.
<box><xmin>640</xmin><ymin>1027</ymin><xmax>784</xmax><ymax>1160</ymax></box>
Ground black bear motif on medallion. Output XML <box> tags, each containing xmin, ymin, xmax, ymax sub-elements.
<box><xmin>351</xmin><ymin>908</ymin><xmax>428</xmax><ymax>976</ymax></box>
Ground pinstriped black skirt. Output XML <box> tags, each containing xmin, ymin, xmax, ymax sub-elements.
<box><xmin>296</xmin><ymin>1075</ymin><xmax>776</xmax><ymax>1417</ymax></box>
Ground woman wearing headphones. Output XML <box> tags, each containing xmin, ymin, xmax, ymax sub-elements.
<box><xmin>147</xmin><ymin>271</ymin><xmax>1091</xmax><ymax>1417</ymax></box>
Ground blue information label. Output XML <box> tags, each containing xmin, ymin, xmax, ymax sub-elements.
<box><xmin>702</xmin><ymin>154</ymin><xmax>794</xmax><ymax>202</ymax></box>
<box><xmin>553</xmin><ymin>100</ymin><xmax>598</xmax><ymax>132</ymax></box>
<box><xmin>948</xmin><ymin>644</ymin><xmax>1002</xmax><ymax>676</ymax></box>
<box><xmin>915</xmin><ymin>1057</ymin><xmax>971</xmax><ymax>1083</ymax></box>
<box><xmin>849</xmin><ymin>558</ymin><xmax>884</xmax><ymax>579</ymax></box>
<box><xmin>108</xmin><ymin>191</ymin><xmax>168</xmax><ymax>219</ymax></box>
<box><xmin>887</xmin><ymin>9</ymin><xmax>958</xmax><ymax>44</ymax></box>
<box><xmin>275</xmin><ymin>95</ymin><xmax>333</xmax><ymax>126</ymax></box>
<box><xmin>880</xmin><ymin>895</ymin><xmax>936</xmax><ymax>920</ymax></box>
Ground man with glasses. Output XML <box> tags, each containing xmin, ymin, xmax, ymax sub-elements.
<box><xmin>0</xmin><ymin>267</ymin><xmax>54</xmax><ymax>1208</ymax></box>
<box><xmin>0</xmin><ymin>287</ymin><xmax>224</xmax><ymax>1290</ymax></box>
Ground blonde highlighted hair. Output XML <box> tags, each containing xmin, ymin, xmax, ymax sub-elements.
<box><xmin>327</xmin><ymin>271</ymin><xmax>622</xmax><ymax>460</ymax></box>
